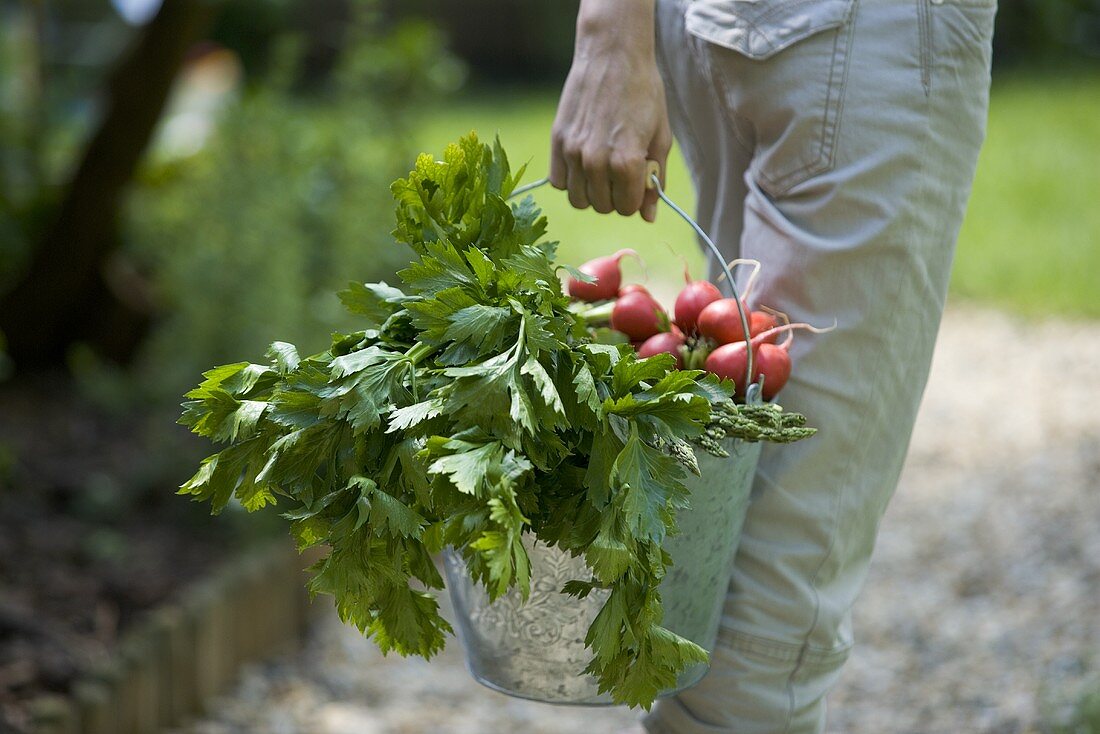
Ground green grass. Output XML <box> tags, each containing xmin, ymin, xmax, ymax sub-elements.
<box><xmin>414</xmin><ymin>72</ymin><xmax>1100</xmax><ymax>318</ymax></box>
<box><xmin>952</xmin><ymin>70</ymin><xmax>1100</xmax><ymax>319</ymax></box>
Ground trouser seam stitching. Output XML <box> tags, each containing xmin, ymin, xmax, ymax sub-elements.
<box><xmin>782</xmin><ymin>36</ymin><xmax>938</xmax><ymax>734</ymax></box>
<box><xmin>767</xmin><ymin>3</ymin><xmax>856</xmax><ymax>196</ymax></box>
<box><xmin>918</xmin><ymin>0</ymin><xmax>934</xmax><ymax>95</ymax></box>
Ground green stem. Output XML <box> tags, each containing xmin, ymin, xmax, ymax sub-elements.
<box><xmin>570</xmin><ymin>300</ymin><xmax>616</xmax><ymax>326</ymax></box>
<box><xmin>516</xmin><ymin>315</ymin><xmax>527</xmax><ymax>354</ymax></box>
<box><xmin>403</xmin><ymin>342</ymin><xmax>437</xmax><ymax>401</ymax></box>
<box><xmin>407</xmin><ymin>362</ymin><xmax>420</xmax><ymax>402</ymax></box>
<box><xmin>404</xmin><ymin>341</ymin><xmax>436</xmax><ymax>365</ymax></box>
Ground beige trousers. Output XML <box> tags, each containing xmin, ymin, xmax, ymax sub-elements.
<box><xmin>646</xmin><ymin>1</ymin><xmax>996</xmax><ymax>732</ymax></box>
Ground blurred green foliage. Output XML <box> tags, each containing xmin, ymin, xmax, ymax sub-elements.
<box><xmin>119</xmin><ymin>9</ymin><xmax>462</xmax><ymax>403</ymax></box>
<box><xmin>1</xmin><ymin>0</ymin><xmax>462</xmax><ymax>505</ymax></box>
<box><xmin>994</xmin><ymin>0</ymin><xmax>1100</xmax><ymax>65</ymax></box>
<box><xmin>952</xmin><ymin>70</ymin><xmax>1100</xmax><ymax>319</ymax></box>
<box><xmin>385</xmin><ymin>0</ymin><xmax>580</xmax><ymax>81</ymax></box>
<box><xmin>1044</xmin><ymin>679</ymin><xmax>1100</xmax><ymax>734</ymax></box>
<box><xmin>1069</xmin><ymin>694</ymin><xmax>1100</xmax><ymax>734</ymax></box>
<box><xmin>1</xmin><ymin>0</ymin><xmax>463</xmax><ymax>383</ymax></box>
<box><xmin>1060</xmin><ymin>691</ymin><xmax>1100</xmax><ymax>734</ymax></box>
<box><xmin>206</xmin><ymin>0</ymin><xmax>297</xmax><ymax>79</ymax></box>
<box><xmin>0</xmin><ymin>1</ymin><xmax>151</xmax><ymax>286</ymax></box>
<box><xmin>390</xmin><ymin>0</ymin><xmax>1100</xmax><ymax>81</ymax></box>
<box><xmin>0</xmin><ymin>8</ymin><xmax>66</xmax><ymax>291</ymax></box>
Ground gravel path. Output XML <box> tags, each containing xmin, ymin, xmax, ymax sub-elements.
<box><xmin>174</xmin><ymin>305</ymin><xmax>1100</xmax><ymax>734</ymax></box>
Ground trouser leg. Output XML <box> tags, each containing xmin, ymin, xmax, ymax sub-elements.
<box><xmin>649</xmin><ymin>1</ymin><xmax>996</xmax><ymax>732</ymax></box>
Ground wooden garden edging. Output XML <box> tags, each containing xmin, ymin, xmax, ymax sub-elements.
<box><xmin>27</xmin><ymin>539</ymin><xmax>315</xmax><ymax>734</ymax></box>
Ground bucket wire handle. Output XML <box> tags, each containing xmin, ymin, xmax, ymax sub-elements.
<box><xmin>508</xmin><ymin>161</ymin><xmax>759</xmax><ymax>401</ymax></box>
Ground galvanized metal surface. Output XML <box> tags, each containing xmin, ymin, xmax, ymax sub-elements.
<box><xmin>443</xmin><ymin>438</ymin><xmax>762</xmax><ymax>705</ymax></box>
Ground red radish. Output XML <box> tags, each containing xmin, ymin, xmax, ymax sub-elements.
<box><xmin>619</xmin><ymin>283</ymin><xmax>651</xmax><ymax>297</ymax></box>
<box><xmin>751</xmin><ymin>306</ymin><xmax>787</xmax><ymax>345</ymax></box>
<box><xmin>754</xmin><ymin>313</ymin><xmax>803</xmax><ymax>399</ymax></box>
<box><xmin>697</xmin><ymin>298</ymin><xmax>751</xmax><ymax>345</ymax></box>
<box><xmin>704</xmin><ymin>342</ymin><xmax>751</xmax><ymax>393</ymax></box>
<box><xmin>637</xmin><ymin>331</ymin><xmax>686</xmax><ymax>368</ymax></box>
<box><xmin>704</xmin><ymin>321</ymin><xmax>833</xmax><ymax>397</ymax></box>
<box><xmin>698</xmin><ymin>299</ymin><xmax>785</xmax><ymax>346</ymax></box>
<box><xmin>750</xmin><ymin>319</ymin><xmax>806</xmax><ymax>399</ymax></box>
<box><xmin>754</xmin><ymin>343</ymin><xmax>791</xmax><ymax>400</ymax></box>
<box><xmin>611</xmin><ymin>291</ymin><xmax>665</xmax><ymax>341</ymax></box>
<box><xmin>699</xmin><ymin>258</ymin><xmax>768</xmax><ymax>343</ymax></box>
<box><xmin>669</xmin><ymin>260</ymin><xmax>722</xmax><ymax>335</ymax></box>
<box><xmin>675</xmin><ymin>280</ymin><xmax>722</xmax><ymax>335</ymax></box>
<box><xmin>568</xmin><ymin>249</ymin><xmax>639</xmax><ymax>302</ymax></box>
<box><xmin>750</xmin><ymin>310</ymin><xmax>781</xmax><ymax>343</ymax></box>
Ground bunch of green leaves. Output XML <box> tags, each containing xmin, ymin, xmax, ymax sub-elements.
<box><xmin>179</xmin><ymin>133</ymin><xmax>799</xmax><ymax>707</ymax></box>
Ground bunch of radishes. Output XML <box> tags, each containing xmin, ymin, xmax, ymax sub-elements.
<box><xmin>568</xmin><ymin>249</ymin><xmax>827</xmax><ymax>401</ymax></box>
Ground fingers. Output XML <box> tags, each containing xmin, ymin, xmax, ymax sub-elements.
<box><xmin>549</xmin><ymin>128</ymin><xmax>568</xmax><ymax>192</ymax></box>
<box><xmin>551</xmin><ymin>130</ymin><xmax>665</xmax><ymax>218</ymax></box>
<box><xmin>641</xmin><ymin>118</ymin><xmax>672</xmax><ymax>223</ymax></box>
<box><xmin>609</xmin><ymin>152</ymin><xmax>646</xmax><ymax>218</ymax></box>
<box><xmin>565</xmin><ymin>141</ymin><xmax>615</xmax><ymax>213</ymax></box>
<box><xmin>564</xmin><ymin>145</ymin><xmax>591</xmax><ymax>210</ymax></box>
<box><xmin>640</xmin><ymin>175</ymin><xmax>660</xmax><ymax>223</ymax></box>
<box><xmin>585</xmin><ymin>152</ymin><xmax>614</xmax><ymax>214</ymax></box>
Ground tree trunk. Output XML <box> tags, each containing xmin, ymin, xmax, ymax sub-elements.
<box><xmin>0</xmin><ymin>0</ymin><xmax>214</xmax><ymax>371</ymax></box>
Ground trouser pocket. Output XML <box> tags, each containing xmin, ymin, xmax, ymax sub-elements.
<box><xmin>685</xmin><ymin>0</ymin><xmax>858</xmax><ymax>196</ymax></box>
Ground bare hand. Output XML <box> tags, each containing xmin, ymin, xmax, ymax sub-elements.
<box><xmin>550</xmin><ymin>0</ymin><xmax>671</xmax><ymax>222</ymax></box>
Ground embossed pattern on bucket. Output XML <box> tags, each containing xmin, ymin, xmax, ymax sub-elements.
<box><xmin>443</xmin><ymin>438</ymin><xmax>762</xmax><ymax>704</ymax></box>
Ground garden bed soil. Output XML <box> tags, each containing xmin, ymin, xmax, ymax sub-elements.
<box><xmin>0</xmin><ymin>374</ymin><xmax>256</xmax><ymax>734</ymax></box>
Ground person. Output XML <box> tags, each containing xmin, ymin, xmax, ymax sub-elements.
<box><xmin>549</xmin><ymin>1</ymin><xmax>997</xmax><ymax>732</ymax></box>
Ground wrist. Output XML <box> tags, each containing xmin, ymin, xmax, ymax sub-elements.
<box><xmin>575</xmin><ymin>0</ymin><xmax>656</xmax><ymax>55</ymax></box>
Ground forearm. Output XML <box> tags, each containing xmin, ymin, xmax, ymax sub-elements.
<box><xmin>551</xmin><ymin>0</ymin><xmax>669</xmax><ymax>220</ymax></box>
<box><xmin>575</xmin><ymin>0</ymin><xmax>657</xmax><ymax>60</ymax></box>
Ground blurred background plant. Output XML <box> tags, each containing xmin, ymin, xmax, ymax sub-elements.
<box><xmin>1043</xmin><ymin>676</ymin><xmax>1100</xmax><ymax>734</ymax></box>
<box><xmin>0</xmin><ymin>0</ymin><xmax>464</xmax><ymax>488</ymax></box>
<box><xmin>124</xmin><ymin>5</ymin><xmax>463</xmax><ymax>405</ymax></box>
<box><xmin>0</xmin><ymin>2</ymin><xmax>462</xmax><ymax>725</ymax></box>
<box><xmin>2</xmin><ymin>0</ymin><xmax>462</xmax><ymax>396</ymax></box>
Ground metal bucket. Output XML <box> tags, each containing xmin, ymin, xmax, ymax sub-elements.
<box><xmin>444</xmin><ymin>164</ymin><xmax>766</xmax><ymax>704</ymax></box>
<box><xmin>442</xmin><ymin>436</ymin><xmax>762</xmax><ymax>704</ymax></box>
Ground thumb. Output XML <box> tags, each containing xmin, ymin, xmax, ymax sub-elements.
<box><xmin>641</xmin><ymin>121</ymin><xmax>672</xmax><ymax>223</ymax></box>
